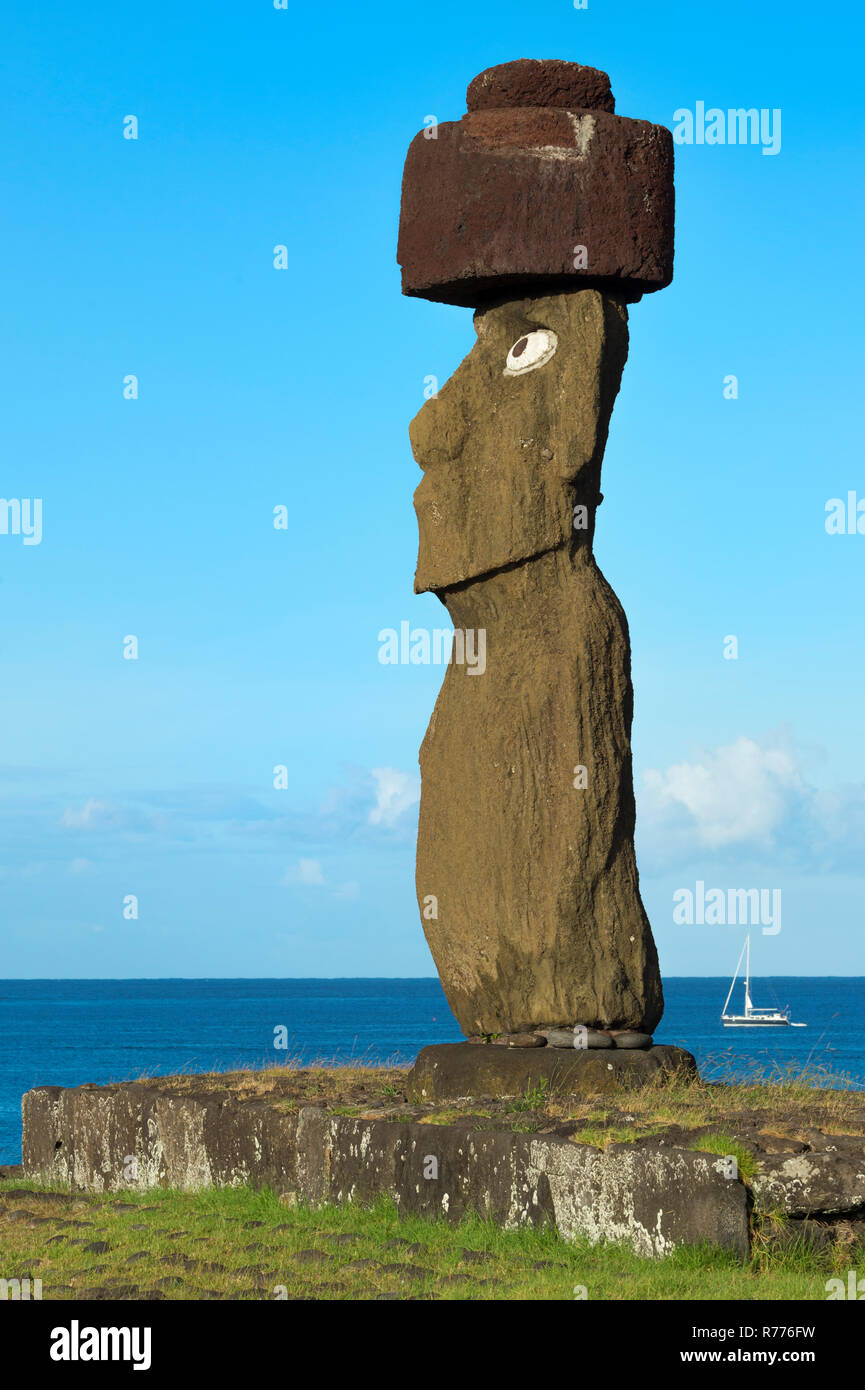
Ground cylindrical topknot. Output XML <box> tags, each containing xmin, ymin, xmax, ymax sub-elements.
<box><xmin>397</xmin><ymin>57</ymin><xmax>674</xmax><ymax>308</ymax></box>
<box><xmin>466</xmin><ymin>59</ymin><xmax>615</xmax><ymax>115</ymax></box>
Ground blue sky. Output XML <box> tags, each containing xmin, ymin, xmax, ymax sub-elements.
<box><xmin>1</xmin><ymin>0</ymin><xmax>863</xmax><ymax>980</ymax></box>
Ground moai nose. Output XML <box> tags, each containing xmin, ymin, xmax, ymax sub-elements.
<box><xmin>410</xmin><ymin>386</ymin><xmax>471</xmax><ymax>471</ymax></box>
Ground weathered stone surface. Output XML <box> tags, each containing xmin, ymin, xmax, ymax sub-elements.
<box><xmin>412</xmin><ymin>291</ymin><xmax>662</xmax><ymax>1035</ymax></box>
<box><xmin>21</xmin><ymin>1078</ymin><xmax>746</xmax><ymax>1259</ymax></box>
<box><xmin>406</xmin><ymin>1044</ymin><xmax>695</xmax><ymax>1102</ymax></box>
<box><xmin>467</xmin><ymin>59</ymin><xmax>615</xmax><ymax>115</ymax></box>
<box><xmin>22</xmin><ymin>1083</ymin><xmax>319</xmax><ymax>1196</ymax></box>
<box><xmin>537</xmin><ymin>1139</ymin><xmax>750</xmax><ymax>1259</ymax></box>
<box><xmin>752</xmin><ymin>1151</ymin><xmax>865</xmax><ymax>1217</ymax></box>
<box><xmin>398</xmin><ymin>98</ymin><xmax>673</xmax><ymax>306</ymax></box>
<box><xmin>507</xmin><ymin>1033</ymin><xmax>546</xmax><ymax>1048</ymax></box>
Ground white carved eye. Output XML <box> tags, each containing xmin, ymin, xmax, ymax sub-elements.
<box><xmin>504</xmin><ymin>329</ymin><xmax>558</xmax><ymax>376</ymax></box>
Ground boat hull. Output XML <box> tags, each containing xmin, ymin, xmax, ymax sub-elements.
<box><xmin>722</xmin><ymin>1018</ymin><xmax>789</xmax><ymax>1027</ymax></box>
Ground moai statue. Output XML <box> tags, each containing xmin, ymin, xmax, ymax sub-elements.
<box><xmin>398</xmin><ymin>60</ymin><xmax>674</xmax><ymax>1043</ymax></box>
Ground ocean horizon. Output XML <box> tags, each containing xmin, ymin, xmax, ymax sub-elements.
<box><xmin>2</xmin><ymin>975</ymin><xmax>863</xmax><ymax>1163</ymax></box>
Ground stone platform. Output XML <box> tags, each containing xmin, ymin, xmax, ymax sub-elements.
<box><xmin>407</xmin><ymin>1042</ymin><xmax>696</xmax><ymax>1103</ymax></box>
<box><xmin>21</xmin><ymin>1072</ymin><xmax>745</xmax><ymax>1259</ymax></box>
<box><xmin>18</xmin><ymin>1063</ymin><xmax>865</xmax><ymax>1261</ymax></box>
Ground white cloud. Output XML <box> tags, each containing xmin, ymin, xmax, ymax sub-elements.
<box><xmin>283</xmin><ymin>860</ymin><xmax>360</xmax><ymax>900</ymax></box>
<box><xmin>638</xmin><ymin>733</ymin><xmax>865</xmax><ymax>874</ymax></box>
<box><xmin>61</xmin><ymin>799</ymin><xmax>115</xmax><ymax>829</ymax></box>
<box><xmin>368</xmin><ymin>767</ymin><xmax>420</xmax><ymax>827</ymax></box>
<box><xmin>60</xmin><ymin>798</ymin><xmax>154</xmax><ymax>832</ymax></box>
<box><xmin>292</xmin><ymin>858</ymin><xmax>326</xmax><ymax>886</ymax></box>
<box><xmin>642</xmin><ymin>736</ymin><xmax>804</xmax><ymax>849</ymax></box>
<box><xmin>69</xmin><ymin>857</ymin><xmax>94</xmax><ymax>874</ymax></box>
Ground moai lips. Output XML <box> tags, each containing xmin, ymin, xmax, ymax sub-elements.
<box><xmin>398</xmin><ymin>59</ymin><xmax>674</xmax><ymax>307</ymax></box>
<box><xmin>399</xmin><ymin>60</ymin><xmax>672</xmax><ymax>1038</ymax></box>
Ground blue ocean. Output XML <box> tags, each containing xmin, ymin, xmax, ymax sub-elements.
<box><xmin>1</xmin><ymin>977</ymin><xmax>863</xmax><ymax>1163</ymax></box>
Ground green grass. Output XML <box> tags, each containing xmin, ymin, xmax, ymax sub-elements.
<box><xmin>686</xmin><ymin>1134</ymin><xmax>759</xmax><ymax>1183</ymax></box>
<box><xmin>1</xmin><ymin>1179</ymin><xmax>859</xmax><ymax>1301</ymax></box>
<box><xmin>503</xmin><ymin>1079</ymin><xmax>551</xmax><ymax>1113</ymax></box>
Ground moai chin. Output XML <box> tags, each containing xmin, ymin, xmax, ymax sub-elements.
<box><xmin>397</xmin><ymin>60</ymin><xmax>674</xmax><ymax>1038</ymax></box>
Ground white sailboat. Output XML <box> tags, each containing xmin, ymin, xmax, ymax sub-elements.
<box><xmin>721</xmin><ymin>935</ymin><xmax>806</xmax><ymax>1027</ymax></box>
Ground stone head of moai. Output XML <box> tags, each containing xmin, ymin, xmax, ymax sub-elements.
<box><xmin>398</xmin><ymin>60</ymin><xmax>674</xmax><ymax>1041</ymax></box>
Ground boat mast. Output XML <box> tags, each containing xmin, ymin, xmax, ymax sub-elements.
<box><xmin>721</xmin><ymin>937</ymin><xmax>748</xmax><ymax>1018</ymax></box>
<box><xmin>744</xmin><ymin>934</ymin><xmax>752</xmax><ymax>1017</ymax></box>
